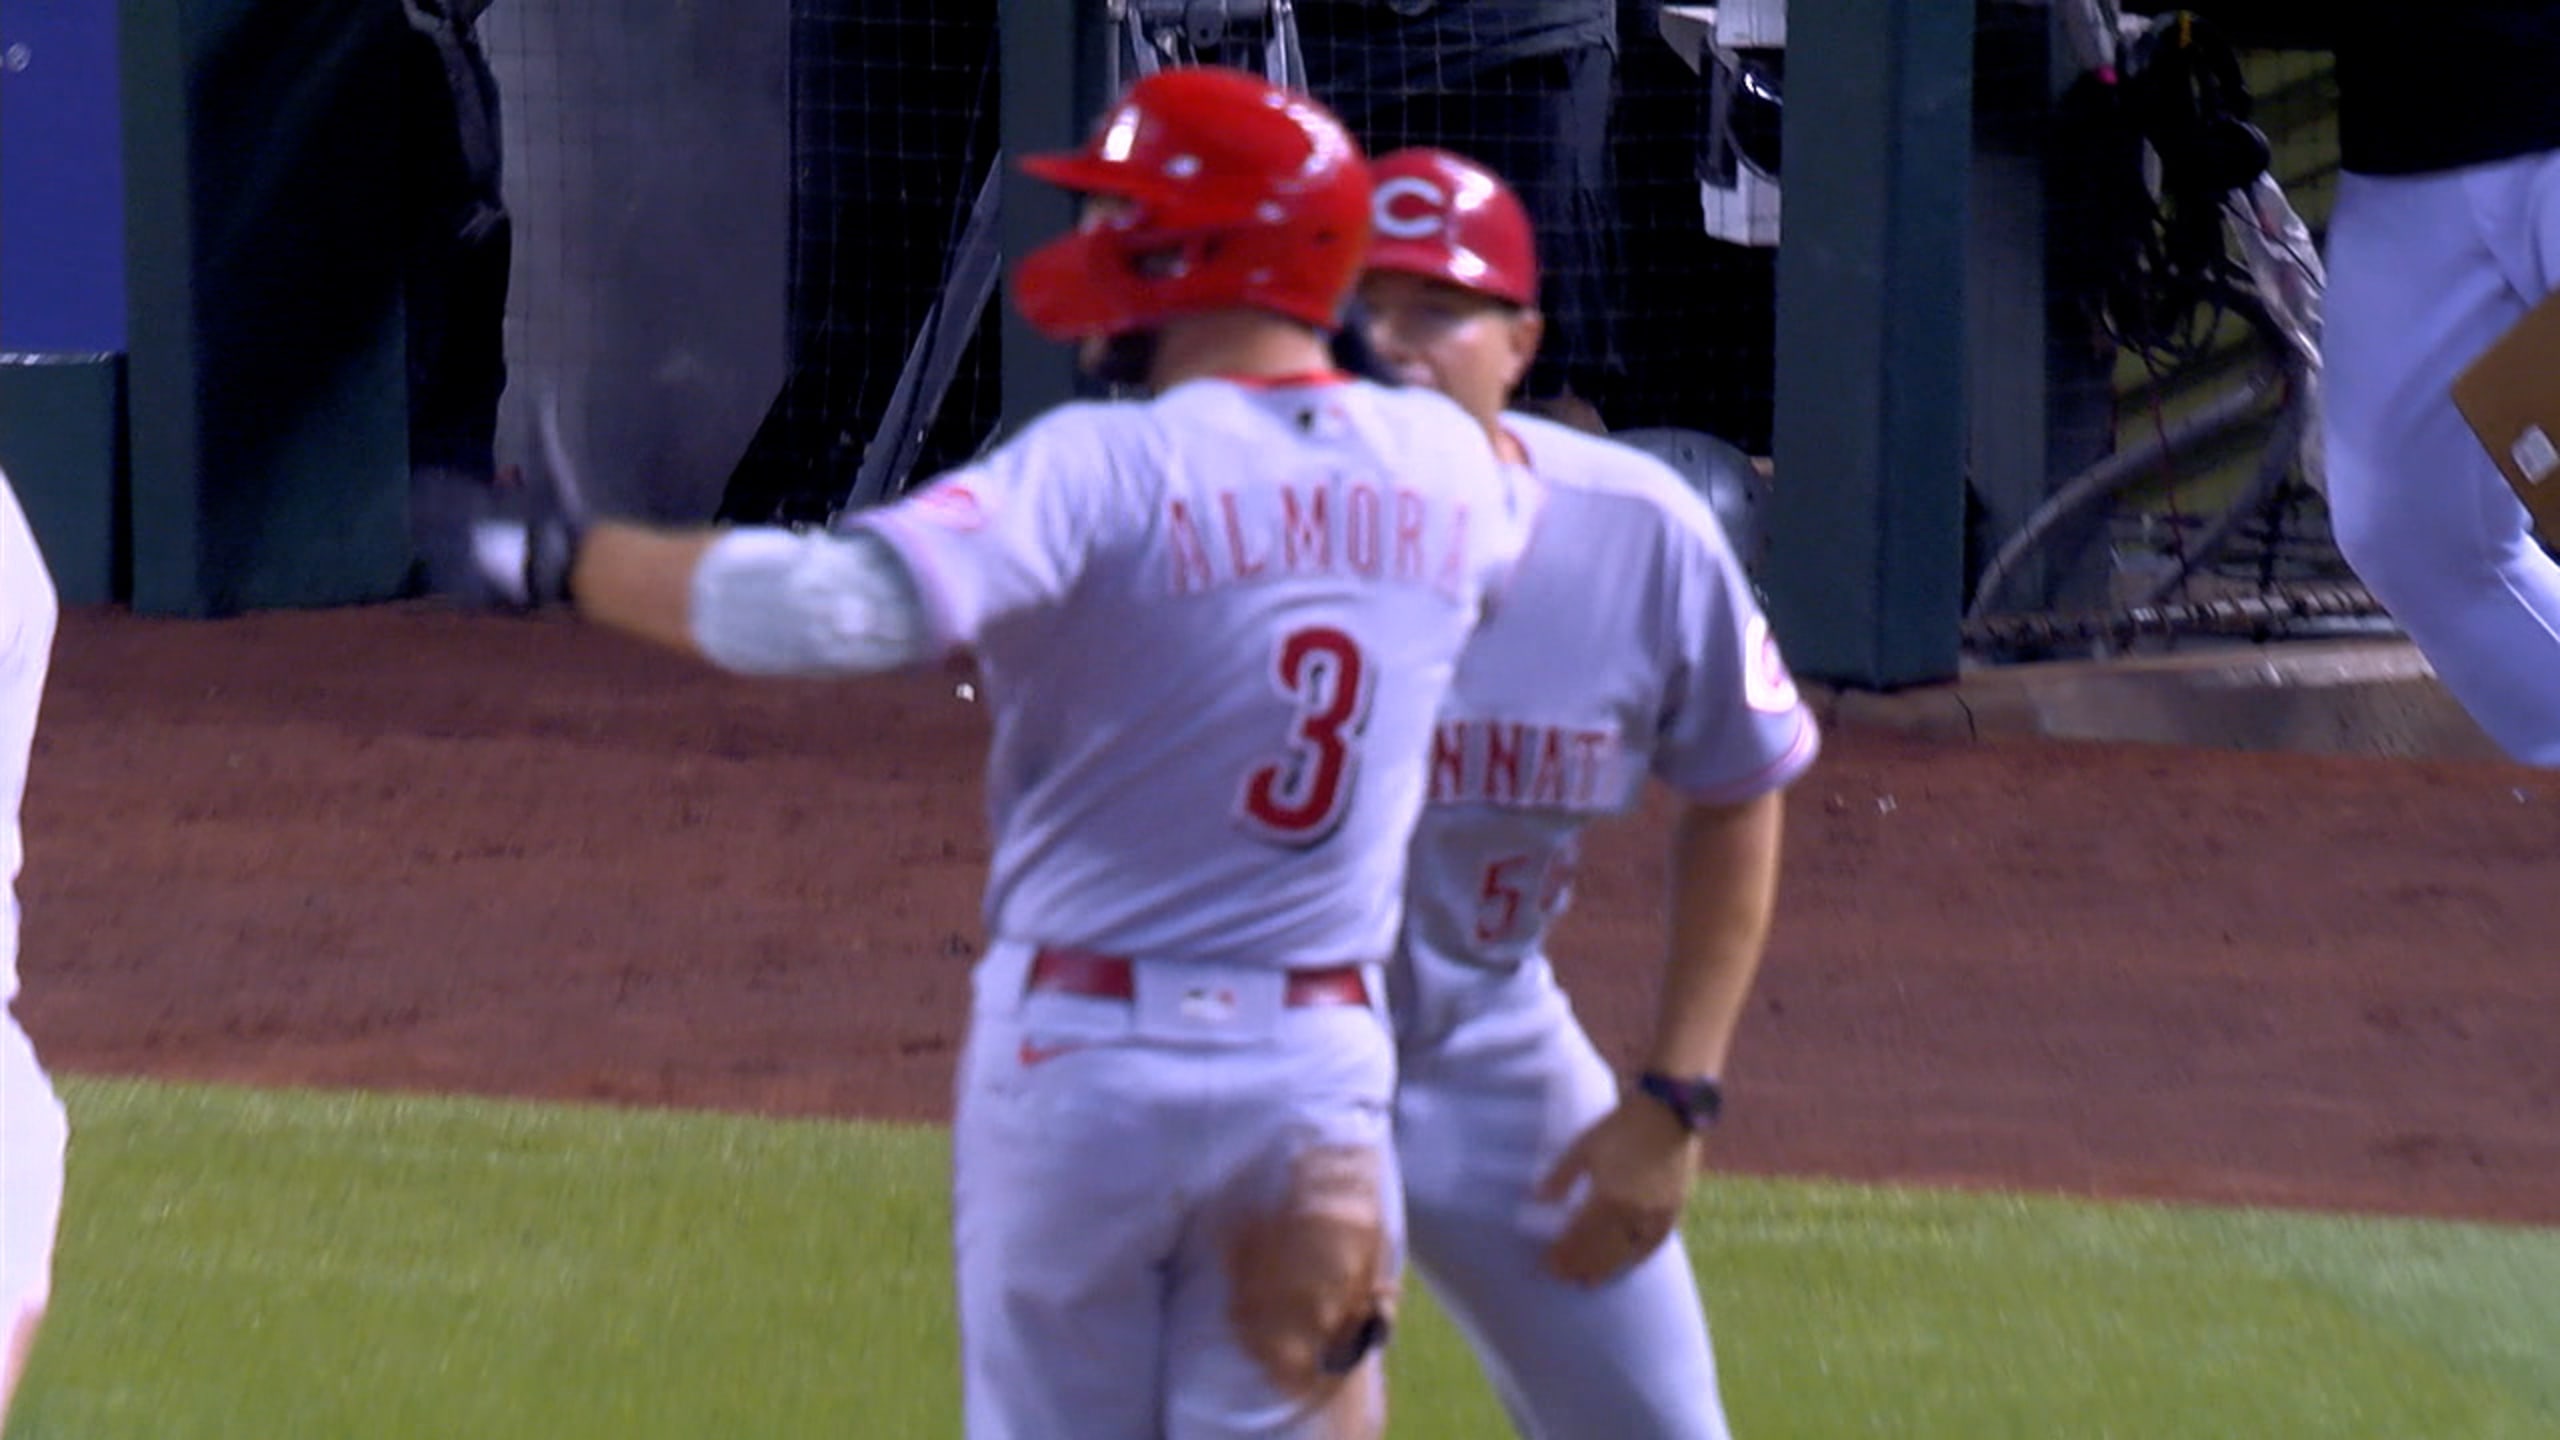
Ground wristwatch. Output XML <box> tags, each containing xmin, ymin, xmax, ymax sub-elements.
<box><xmin>1635</xmin><ymin>1071</ymin><xmax>1725</xmax><ymax>1133</ymax></box>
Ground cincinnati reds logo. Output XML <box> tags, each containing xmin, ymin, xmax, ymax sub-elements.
<box><xmin>1373</xmin><ymin>176</ymin><xmax>1449</xmax><ymax>240</ymax></box>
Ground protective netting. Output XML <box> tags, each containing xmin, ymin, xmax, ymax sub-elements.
<box><xmin>720</xmin><ymin>0</ymin><xmax>1005</xmax><ymax>525</ymax></box>
<box><xmin>1296</xmin><ymin>0</ymin><xmax>1784</xmax><ymax>449</ymax></box>
<box><xmin>489</xmin><ymin>0</ymin><xmax>1795</xmax><ymax>522</ymax></box>
<box><xmin>479</xmin><ymin>0</ymin><xmax>793</xmax><ymax>521</ymax></box>
<box><xmin>484</xmin><ymin>0</ymin><xmax>2362</xmax><ymax>657</ymax></box>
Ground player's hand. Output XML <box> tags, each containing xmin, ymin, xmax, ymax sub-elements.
<box><xmin>1534</xmin><ymin>1095</ymin><xmax>1703</xmax><ymax>1287</ymax></box>
<box><xmin>437</xmin><ymin>393</ymin><xmax>592</xmax><ymax>612</ymax></box>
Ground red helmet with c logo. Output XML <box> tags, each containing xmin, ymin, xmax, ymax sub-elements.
<box><xmin>1363</xmin><ymin>148</ymin><xmax>1539</xmax><ymax>309</ymax></box>
<box><xmin>1011</xmin><ymin>66</ymin><xmax>1374</xmax><ymax>341</ymax></box>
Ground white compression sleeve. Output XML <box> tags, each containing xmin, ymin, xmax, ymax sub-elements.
<box><xmin>688</xmin><ymin>528</ymin><xmax>933</xmax><ymax>677</ymax></box>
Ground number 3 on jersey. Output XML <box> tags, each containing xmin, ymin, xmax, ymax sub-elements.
<box><xmin>1238</xmin><ymin>625</ymin><xmax>1373</xmax><ymax>846</ymax></box>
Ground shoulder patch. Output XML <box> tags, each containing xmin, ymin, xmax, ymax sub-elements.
<box><xmin>1743</xmin><ymin>614</ymin><xmax>1800</xmax><ymax>715</ymax></box>
<box><xmin>909</xmin><ymin>481</ymin><xmax>987</xmax><ymax>532</ymax></box>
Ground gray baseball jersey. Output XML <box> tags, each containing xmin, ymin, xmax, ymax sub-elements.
<box><xmin>1395</xmin><ymin>412</ymin><xmax>1819</xmax><ymax>1039</ymax></box>
<box><xmin>850</xmin><ymin>374</ymin><xmax>1533</xmax><ymax>969</ymax></box>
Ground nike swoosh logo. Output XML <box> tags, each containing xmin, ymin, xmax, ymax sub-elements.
<box><xmin>1017</xmin><ymin>1039</ymin><xmax>1082</xmax><ymax>1068</ymax></box>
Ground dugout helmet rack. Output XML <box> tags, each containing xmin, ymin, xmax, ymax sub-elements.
<box><xmin>1110</xmin><ymin>0</ymin><xmax>1306</xmax><ymax>93</ymax></box>
<box><xmin>827</xmin><ymin>0</ymin><xmax>1307</xmax><ymax>524</ymax></box>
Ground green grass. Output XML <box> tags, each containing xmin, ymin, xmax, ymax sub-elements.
<box><xmin>13</xmin><ymin>1078</ymin><xmax>2560</xmax><ymax>1438</ymax></box>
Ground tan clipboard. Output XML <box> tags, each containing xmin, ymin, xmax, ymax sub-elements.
<box><xmin>2452</xmin><ymin>285</ymin><xmax>2560</xmax><ymax>540</ymax></box>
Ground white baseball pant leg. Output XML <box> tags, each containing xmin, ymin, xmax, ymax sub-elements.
<box><xmin>952</xmin><ymin>941</ymin><xmax>1402</xmax><ymax>1440</ymax></box>
<box><xmin>2324</xmin><ymin>150</ymin><xmax>2560</xmax><ymax>764</ymax></box>
<box><xmin>1395</xmin><ymin>960</ymin><xmax>1730</xmax><ymax>1440</ymax></box>
<box><xmin>0</xmin><ymin>1004</ymin><xmax>65</xmax><ymax>1406</ymax></box>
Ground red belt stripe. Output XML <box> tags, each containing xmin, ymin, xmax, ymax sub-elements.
<box><xmin>1027</xmin><ymin>947</ymin><xmax>1372</xmax><ymax>1009</ymax></box>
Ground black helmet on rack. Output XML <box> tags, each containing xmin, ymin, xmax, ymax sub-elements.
<box><xmin>1700</xmin><ymin>47</ymin><xmax>1786</xmax><ymax>187</ymax></box>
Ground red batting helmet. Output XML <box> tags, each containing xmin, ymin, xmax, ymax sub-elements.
<box><xmin>1011</xmin><ymin>67</ymin><xmax>1374</xmax><ymax>341</ymax></box>
<box><xmin>1363</xmin><ymin>148</ymin><xmax>1540</xmax><ymax>309</ymax></box>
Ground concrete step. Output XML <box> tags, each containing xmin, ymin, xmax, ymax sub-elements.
<box><xmin>1809</xmin><ymin>640</ymin><xmax>2508</xmax><ymax>762</ymax></box>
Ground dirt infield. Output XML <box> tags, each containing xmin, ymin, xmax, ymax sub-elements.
<box><xmin>19</xmin><ymin>605</ymin><xmax>2560</xmax><ymax>1225</ymax></box>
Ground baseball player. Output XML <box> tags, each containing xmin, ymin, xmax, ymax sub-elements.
<box><xmin>455</xmin><ymin>67</ymin><xmax>1532</xmax><ymax>1438</ymax></box>
<box><xmin>1297</xmin><ymin>0</ymin><xmax>1625</xmax><ymax>430</ymax></box>
<box><xmin>2130</xmin><ymin>2</ymin><xmax>2560</xmax><ymax>763</ymax></box>
<box><xmin>2308</xmin><ymin>4</ymin><xmax>2560</xmax><ymax>764</ymax></box>
<box><xmin>0</xmin><ymin>467</ymin><xmax>71</xmax><ymax>1429</ymax></box>
<box><xmin>1358</xmin><ymin>148</ymin><xmax>1818</xmax><ymax>1437</ymax></box>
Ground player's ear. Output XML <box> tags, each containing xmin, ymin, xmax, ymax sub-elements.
<box><xmin>1501</xmin><ymin>308</ymin><xmax>1545</xmax><ymax>394</ymax></box>
<box><xmin>1351</xmin><ymin>276</ymin><xmax>1411</xmax><ymax>366</ymax></box>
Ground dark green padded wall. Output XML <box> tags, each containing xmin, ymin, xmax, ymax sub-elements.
<box><xmin>120</xmin><ymin>0</ymin><xmax>412</xmax><ymax>616</ymax></box>
<box><xmin>0</xmin><ymin>355</ymin><xmax>127</xmax><ymax>606</ymax></box>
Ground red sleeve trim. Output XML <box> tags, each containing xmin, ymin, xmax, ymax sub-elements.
<box><xmin>1671</xmin><ymin>708</ymin><xmax>1823</xmax><ymax>807</ymax></box>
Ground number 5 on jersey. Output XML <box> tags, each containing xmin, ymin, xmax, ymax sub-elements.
<box><xmin>1474</xmin><ymin>845</ymin><xmax>1579</xmax><ymax>946</ymax></box>
<box><xmin>1238</xmin><ymin>625</ymin><xmax>1374</xmax><ymax>846</ymax></box>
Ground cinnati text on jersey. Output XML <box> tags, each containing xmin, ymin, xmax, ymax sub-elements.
<box><xmin>1428</xmin><ymin>719</ymin><xmax>1628</xmax><ymax>811</ymax></box>
<box><xmin>1162</xmin><ymin>473</ymin><xmax>1485</xmax><ymax>600</ymax></box>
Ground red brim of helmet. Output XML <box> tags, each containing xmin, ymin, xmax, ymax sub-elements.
<box><xmin>1362</xmin><ymin>237</ymin><xmax>1538</xmax><ymax>309</ymax></box>
<box><xmin>1011</xmin><ymin>228</ymin><xmax>1138</xmax><ymax>342</ymax></box>
<box><xmin>1021</xmin><ymin>150</ymin><xmax>1138</xmax><ymax>200</ymax></box>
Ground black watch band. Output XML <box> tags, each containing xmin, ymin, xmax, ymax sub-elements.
<box><xmin>1635</xmin><ymin>1071</ymin><xmax>1725</xmax><ymax>1132</ymax></box>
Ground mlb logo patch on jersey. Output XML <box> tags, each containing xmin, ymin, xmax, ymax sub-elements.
<box><xmin>1131</xmin><ymin>961</ymin><xmax>1287</xmax><ymax>1042</ymax></box>
<box><xmin>1178</xmin><ymin>986</ymin><xmax>1241</xmax><ymax>1024</ymax></box>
